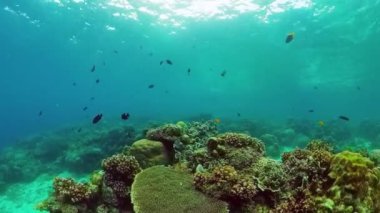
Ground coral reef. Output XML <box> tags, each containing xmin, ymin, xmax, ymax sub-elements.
<box><xmin>127</xmin><ymin>139</ymin><xmax>170</xmax><ymax>168</ymax></box>
<box><xmin>131</xmin><ymin>165</ymin><xmax>229</xmax><ymax>213</ymax></box>
<box><xmin>101</xmin><ymin>154</ymin><xmax>141</xmax><ymax>202</ymax></box>
<box><xmin>31</xmin><ymin>120</ymin><xmax>380</xmax><ymax>213</ymax></box>
<box><xmin>316</xmin><ymin>151</ymin><xmax>380</xmax><ymax>212</ymax></box>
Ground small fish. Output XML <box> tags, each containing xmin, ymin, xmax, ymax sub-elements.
<box><xmin>187</xmin><ymin>68</ymin><xmax>191</xmax><ymax>75</ymax></box>
<box><xmin>357</xmin><ymin>86</ymin><xmax>361</xmax><ymax>90</ymax></box>
<box><xmin>96</xmin><ymin>79</ymin><xmax>100</xmax><ymax>84</ymax></box>
<box><xmin>149</xmin><ymin>52</ymin><xmax>153</xmax><ymax>56</ymax></box>
<box><xmin>82</xmin><ymin>106</ymin><xmax>88</xmax><ymax>111</ymax></box>
<box><xmin>102</xmin><ymin>61</ymin><xmax>106</xmax><ymax>66</ymax></box>
<box><xmin>72</xmin><ymin>82</ymin><xmax>77</xmax><ymax>86</ymax></box>
<box><xmin>121</xmin><ymin>113</ymin><xmax>130</xmax><ymax>120</ymax></box>
<box><xmin>285</xmin><ymin>32</ymin><xmax>295</xmax><ymax>43</ymax></box>
<box><xmin>92</xmin><ymin>114</ymin><xmax>103</xmax><ymax>124</ymax></box>
<box><xmin>77</xmin><ymin>128</ymin><xmax>82</xmax><ymax>133</ymax></box>
<box><xmin>318</xmin><ymin>120</ymin><xmax>325</xmax><ymax>127</ymax></box>
<box><xmin>148</xmin><ymin>84</ymin><xmax>155</xmax><ymax>89</ymax></box>
<box><xmin>113</xmin><ymin>50</ymin><xmax>118</xmax><ymax>54</ymax></box>
<box><xmin>90</xmin><ymin>97</ymin><xmax>95</xmax><ymax>101</ymax></box>
<box><xmin>220</xmin><ymin>70</ymin><xmax>227</xmax><ymax>77</ymax></box>
<box><xmin>339</xmin><ymin>115</ymin><xmax>350</xmax><ymax>121</ymax></box>
<box><xmin>214</xmin><ymin>118</ymin><xmax>221</xmax><ymax>124</ymax></box>
<box><xmin>164</xmin><ymin>90</ymin><xmax>169</xmax><ymax>94</ymax></box>
<box><xmin>91</xmin><ymin>65</ymin><xmax>96</xmax><ymax>72</ymax></box>
<box><xmin>160</xmin><ymin>61</ymin><xmax>164</xmax><ymax>65</ymax></box>
<box><xmin>38</xmin><ymin>111</ymin><xmax>43</xmax><ymax>116</ymax></box>
<box><xmin>309</xmin><ymin>109</ymin><xmax>314</xmax><ymax>113</ymax></box>
<box><xmin>166</xmin><ymin>59</ymin><xmax>173</xmax><ymax>65</ymax></box>
<box><xmin>313</xmin><ymin>86</ymin><xmax>319</xmax><ymax>90</ymax></box>
<box><xmin>237</xmin><ymin>112</ymin><xmax>241</xmax><ymax>117</ymax></box>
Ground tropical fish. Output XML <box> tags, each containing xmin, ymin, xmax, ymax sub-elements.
<box><xmin>96</xmin><ymin>79</ymin><xmax>100</xmax><ymax>84</ymax></box>
<box><xmin>82</xmin><ymin>106</ymin><xmax>88</xmax><ymax>111</ymax></box>
<box><xmin>92</xmin><ymin>114</ymin><xmax>103</xmax><ymax>124</ymax></box>
<box><xmin>166</xmin><ymin>59</ymin><xmax>173</xmax><ymax>65</ymax></box>
<box><xmin>72</xmin><ymin>82</ymin><xmax>77</xmax><ymax>86</ymax></box>
<box><xmin>77</xmin><ymin>128</ymin><xmax>82</xmax><ymax>133</ymax></box>
<box><xmin>160</xmin><ymin>61</ymin><xmax>164</xmax><ymax>65</ymax></box>
<box><xmin>214</xmin><ymin>118</ymin><xmax>221</xmax><ymax>124</ymax></box>
<box><xmin>90</xmin><ymin>65</ymin><xmax>96</xmax><ymax>72</ymax></box>
<box><xmin>309</xmin><ymin>109</ymin><xmax>314</xmax><ymax>113</ymax></box>
<box><xmin>148</xmin><ymin>84</ymin><xmax>155</xmax><ymax>89</ymax></box>
<box><xmin>38</xmin><ymin>111</ymin><xmax>43</xmax><ymax>117</ymax></box>
<box><xmin>121</xmin><ymin>113</ymin><xmax>130</xmax><ymax>120</ymax></box>
<box><xmin>113</xmin><ymin>50</ymin><xmax>118</xmax><ymax>54</ymax></box>
<box><xmin>285</xmin><ymin>32</ymin><xmax>295</xmax><ymax>43</ymax></box>
<box><xmin>237</xmin><ymin>112</ymin><xmax>241</xmax><ymax>117</ymax></box>
<box><xmin>187</xmin><ymin>68</ymin><xmax>191</xmax><ymax>75</ymax></box>
<box><xmin>220</xmin><ymin>70</ymin><xmax>227</xmax><ymax>77</ymax></box>
<box><xmin>339</xmin><ymin>115</ymin><xmax>350</xmax><ymax>121</ymax></box>
<box><xmin>318</xmin><ymin>120</ymin><xmax>325</xmax><ymax>127</ymax></box>
<box><xmin>90</xmin><ymin>97</ymin><xmax>95</xmax><ymax>101</ymax></box>
<box><xmin>357</xmin><ymin>86</ymin><xmax>361</xmax><ymax>90</ymax></box>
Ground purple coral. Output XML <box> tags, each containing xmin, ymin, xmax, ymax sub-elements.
<box><xmin>101</xmin><ymin>154</ymin><xmax>141</xmax><ymax>199</ymax></box>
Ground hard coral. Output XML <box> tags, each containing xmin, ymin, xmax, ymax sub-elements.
<box><xmin>219</xmin><ymin>133</ymin><xmax>265</xmax><ymax>152</ymax></box>
<box><xmin>194</xmin><ymin>165</ymin><xmax>257</xmax><ymax>202</ymax></box>
<box><xmin>321</xmin><ymin>151</ymin><xmax>380</xmax><ymax>212</ymax></box>
<box><xmin>146</xmin><ymin>124</ymin><xmax>182</xmax><ymax>143</ymax></box>
<box><xmin>102</xmin><ymin>154</ymin><xmax>141</xmax><ymax>200</ymax></box>
<box><xmin>131</xmin><ymin>166</ymin><xmax>228</xmax><ymax>213</ymax></box>
<box><xmin>53</xmin><ymin>177</ymin><xmax>95</xmax><ymax>204</ymax></box>
<box><xmin>127</xmin><ymin>139</ymin><xmax>169</xmax><ymax>168</ymax></box>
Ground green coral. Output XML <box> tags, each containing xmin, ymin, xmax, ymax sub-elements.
<box><xmin>127</xmin><ymin>139</ymin><xmax>170</xmax><ymax>168</ymax></box>
<box><xmin>317</xmin><ymin>151</ymin><xmax>380</xmax><ymax>212</ymax></box>
<box><xmin>131</xmin><ymin>165</ymin><xmax>228</xmax><ymax>213</ymax></box>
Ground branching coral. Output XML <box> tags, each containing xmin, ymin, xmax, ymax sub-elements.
<box><xmin>53</xmin><ymin>177</ymin><xmax>95</xmax><ymax>204</ymax></box>
<box><xmin>101</xmin><ymin>154</ymin><xmax>141</xmax><ymax>198</ymax></box>
<box><xmin>194</xmin><ymin>165</ymin><xmax>257</xmax><ymax>202</ymax></box>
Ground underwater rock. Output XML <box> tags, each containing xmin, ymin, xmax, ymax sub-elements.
<box><xmin>131</xmin><ymin>165</ymin><xmax>228</xmax><ymax>213</ymax></box>
<box><xmin>127</xmin><ymin>139</ymin><xmax>170</xmax><ymax>168</ymax></box>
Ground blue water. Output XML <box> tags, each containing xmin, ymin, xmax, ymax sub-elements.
<box><xmin>1</xmin><ymin>0</ymin><xmax>380</xmax><ymax>146</ymax></box>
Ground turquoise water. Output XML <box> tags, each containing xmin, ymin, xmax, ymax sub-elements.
<box><xmin>1</xmin><ymin>0</ymin><xmax>379</xmax><ymax>144</ymax></box>
<box><xmin>1</xmin><ymin>0</ymin><xmax>380</xmax><ymax>212</ymax></box>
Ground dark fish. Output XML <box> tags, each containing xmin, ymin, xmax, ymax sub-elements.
<box><xmin>309</xmin><ymin>109</ymin><xmax>314</xmax><ymax>113</ymax></box>
<box><xmin>338</xmin><ymin>115</ymin><xmax>350</xmax><ymax>121</ymax></box>
<box><xmin>285</xmin><ymin>32</ymin><xmax>295</xmax><ymax>43</ymax></box>
<box><xmin>103</xmin><ymin>61</ymin><xmax>106</xmax><ymax>66</ymax></box>
<box><xmin>72</xmin><ymin>82</ymin><xmax>77</xmax><ymax>86</ymax></box>
<box><xmin>96</xmin><ymin>79</ymin><xmax>100</xmax><ymax>84</ymax></box>
<box><xmin>140</xmin><ymin>45</ymin><xmax>143</xmax><ymax>50</ymax></box>
<box><xmin>187</xmin><ymin>68</ymin><xmax>191</xmax><ymax>75</ymax></box>
<box><xmin>164</xmin><ymin>90</ymin><xmax>169</xmax><ymax>94</ymax></box>
<box><xmin>149</xmin><ymin>52</ymin><xmax>153</xmax><ymax>56</ymax></box>
<box><xmin>90</xmin><ymin>97</ymin><xmax>95</xmax><ymax>101</ymax></box>
<box><xmin>121</xmin><ymin>113</ymin><xmax>130</xmax><ymax>120</ymax></box>
<box><xmin>357</xmin><ymin>86</ymin><xmax>361</xmax><ymax>90</ymax></box>
<box><xmin>148</xmin><ymin>84</ymin><xmax>155</xmax><ymax>89</ymax></box>
<box><xmin>92</xmin><ymin>114</ymin><xmax>103</xmax><ymax>124</ymax></box>
<box><xmin>114</xmin><ymin>50</ymin><xmax>118</xmax><ymax>54</ymax></box>
<box><xmin>83</xmin><ymin>106</ymin><xmax>88</xmax><ymax>111</ymax></box>
<box><xmin>38</xmin><ymin>111</ymin><xmax>43</xmax><ymax>116</ymax></box>
<box><xmin>91</xmin><ymin>65</ymin><xmax>96</xmax><ymax>72</ymax></box>
<box><xmin>313</xmin><ymin>86</ymin><xmax>318</xmax><ymax>90</ymax></box>
<box><xmin>220</xmin><ymin>70</ymin><xmax>227</xmax><ymax>77</ymax></box>
<box><xmin>166</xmin><ymin>59</ymin><xmax>173</xmax><ymax>65</ymax></box>
<box><xmin>237</xmin><ymin>113</ymin><xmax>241</xmax><ymax>117</ymax></box>
<box><xmin>77</xmin><ymin>128</ymin><xmax>82</xmax><ymax>133</ymax></box>
<box><xmin>160</xmin><ymin>61</ymin><xmax>164</xmax><ymax>65</ymax></box>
